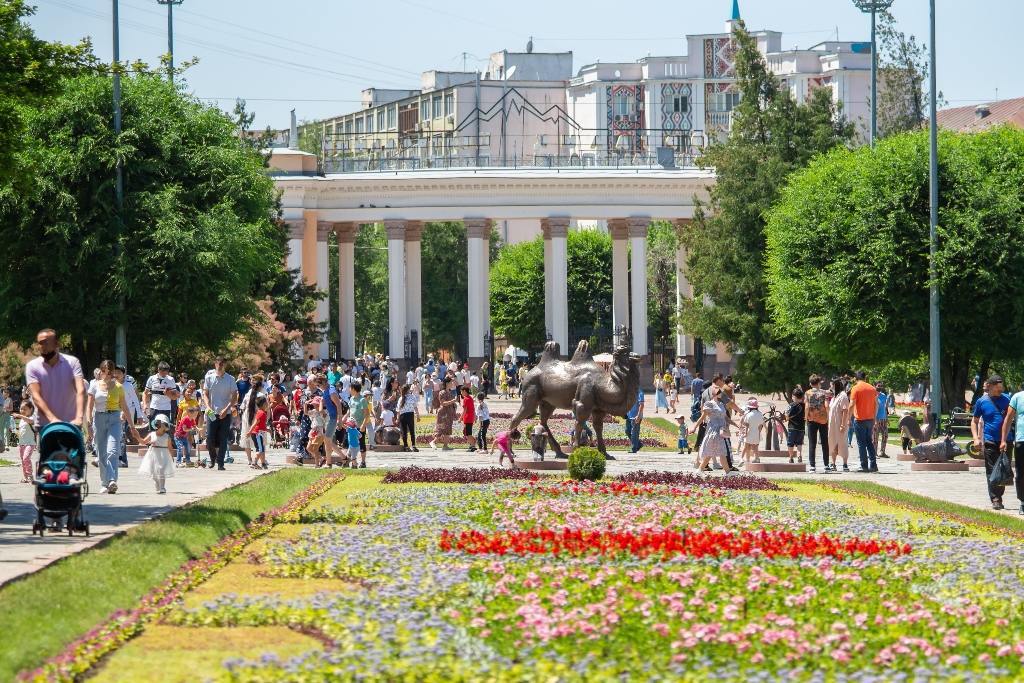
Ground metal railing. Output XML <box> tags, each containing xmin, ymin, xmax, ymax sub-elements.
<box><xmin>323</xmin><ymin>150</ymin><xmax>702</xmax><ymax>174</ymax></box>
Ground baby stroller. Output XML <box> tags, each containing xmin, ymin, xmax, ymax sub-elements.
<box><xmin>271</xmin><ymin>404</ymin><xmax>291</xmax><ymax>448</ymax></box>
<box><xmin>32</xmin><ymin>421</ymin><xmax>89</xmax><ymax>537</ymax></box>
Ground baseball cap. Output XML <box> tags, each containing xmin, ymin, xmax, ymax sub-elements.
<box><xmin>673</xmin><ymin>413</ymin><xmax>686</xmax><ymax>421</ymax></box>
<box><xmin>988</xmin><ymin>374</ymin><xmax>1004</xmax><ymax>385</ymax></box>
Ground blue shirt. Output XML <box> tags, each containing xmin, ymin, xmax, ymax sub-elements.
<box><xmin>236</xmin><ymin>380</ymin><xmax>251</xmax><ymax>404</ymax></box>
<box><xmin>324</xmin><ymin>385</ymin><xmax>340</xmax><ymax>420</ymax></box>
<box><xmin>876</xmin><ymin>393</ymin><xmax>888</xmax><ymax>420</ymax></box>
<box><xmin>974</xmin><ymin>394</ymin><xmax>1011</xmax><ymax>443</ymax></box>
<box><xmin>627</xmin><ymin>390</ymin><xmax>645</xmax><ymax>419</ymax></box>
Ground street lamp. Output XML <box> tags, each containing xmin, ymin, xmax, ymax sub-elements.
<box><xmin>928</xmin><ymin>0</ymin><xmax>941</xmax><ymax>433</ymax></box>
<box><xmin>852</xmin><ymin>0</ymin><xmax>895</xmax><ymax>148</ymax></box>
<box><xmin>588</xmin><ymin>299</ymin><xmax>611</xmax><ymax>328</ymax></box>
<box><xmin>155</xmin><ymin>0</ymin><xmax>184</xmax><ymax>81</ymax></box>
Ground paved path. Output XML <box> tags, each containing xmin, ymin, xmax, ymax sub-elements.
<box><xmin>0</xmin><ymin>449</ymin><xmax>291</xmax><ymax>587</ymax></box>
<box><xmin>0</xmin><ymin>392</ymin><xmax>1000</xmax><ymax>587</ymax></box>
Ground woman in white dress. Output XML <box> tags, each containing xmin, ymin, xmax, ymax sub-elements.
<box><xmin>827</xmin><ymin>377</ymin><xmax>852</xmax><ymax>472</ymax></box>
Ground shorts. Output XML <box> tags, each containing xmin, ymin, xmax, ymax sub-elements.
<box><xmin>787</xmin><ymin>429</ymin><xmax>805</xmax><ymax>447</ymax></box>
<box><xmin>251</xmin><ymin>433</ymin><xmax>265</xmax><ymax>453</ymax></box>
<box><xmin>347</xmin><ymin>427</ymin><xmax>360</xmax><ymax>450</ymax></box>
<box><xmin>325</xmin><ymin>416</ymin><xmax>338</xmax><ymax>442</ymax></box>
<box><xmin>463</xmin><ymin>422</ymin><xmax>473</xmax><ymax>437</ymax></box>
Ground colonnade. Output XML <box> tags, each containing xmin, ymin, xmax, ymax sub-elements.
<box><xmin>285</xmin><ymin>214</ymin><xmax>702</xmax><ymax>367</ymax></box>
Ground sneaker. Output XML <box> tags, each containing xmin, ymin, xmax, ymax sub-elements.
<box><xmin>91</xmin><ymin>459</ymin><xmax>99</xmax><ymax>468</ymax></box>
<box><xmin>879</xmin><ymin>454</ymin><xmax>890</xmax><ymax>458</ymax></box>
<box><xmin>412</xmin><ymin>447</ymin><xmax>419</xmax><ymax>452</ymax></box>
<box><xmin>468</xmin><ymin>447</ymin><xmax>477</xmax><ymax>452</ymax></box>
<box><xmin>725</xmin><ymin>471</ymin><xmax>739</xmax><ymax>477</ymax></box>
<box><xmin>712</xmin><ymin>463</ymin><xmax>724</xmax><ymax>470</ymax></box>
<box><xmin>218</xmin><ymin>466</ymin><xmax>226</xmax><ymax>471</ymax></box>
<box><xmin>842</xmin><ymin>465</ymin><xmax>850</xmax><ymax>472</ymax></box>
<box><xmin>855</xmin><ymin>468</ymin><xmax>871</xmax><ymax>473</ymax></box>
<box><xmin>869</xmin><ymin>467</ymin><xmax>879</xmax><ymax>473</ymax></box>
<box><xmin>99</xmin><ymin>486</ymin><xmax>109</xmax><ymax>494</ymax></box>
<box><xmin>158</xmin><ymin>487</ymin><xmax>166</xmax><ymax>494</ymax></box>
<box><xmin>430</xmin><ymin>440</ymin><xmax>437</xmax><ymax>451</ymax></box>
<box><xmin>107</xmin><ymin>482</ymin><xmax>118</xmax><ymax>494</ymax></box>
<box><xmin>359</xmin><ymin>462</ymin><xmax>366</xmax><ymax>468</ymax></box>
<box><xmin>730</xmin><ymin>467</ymin><xmax>740</xmax><ymax>472</ymax></box>
<box><xmin>1019</xmin><ymin>504</ymin><xmax>1024</xmax><ymax>515</ymax></box>
<box><xmin>993</xmin><ymin>499</ymin><xmax>1005</xmax><ymax>510</ymax></box>
<box><xmin>809</xmin><ymin>467</ymin><xmax>817</xmax><ymax>473</ymax></box>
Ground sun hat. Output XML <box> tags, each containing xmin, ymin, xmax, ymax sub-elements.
<box><xmin>151</xmin><ymin>414</ymin><xmax>171</xmax><ymax>429</ymax></box>
<box><xmin>747</xmin><ymin>398</ymin><xmax>759</xmax><ymax>409</ymax></box>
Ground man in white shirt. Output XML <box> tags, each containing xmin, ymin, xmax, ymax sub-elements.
<box><xmin>406</xmin><ymin>368</ymin><xmax>415</xmax><ymax>385</ymax></box>
<box><xmin>142</xmin><ymin>361</ymin><xmax>179</xmax><ymax>426</ymax></box>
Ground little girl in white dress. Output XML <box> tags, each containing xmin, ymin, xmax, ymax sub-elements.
<box><xmin>139</xmin><ymin>414</ymin><xmax>175</xmax><ymax>493</ymax></box>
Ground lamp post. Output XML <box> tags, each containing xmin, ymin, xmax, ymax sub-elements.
<box><xmin>928</xmin><ymin>0</ymin><xmax>941</xmax><ymax>433</ymax></box>
<box><xmin>853</xmin><ymin>0</ymin><xmax>895</xmax><ymax>148</ymax></box>
<box><xmin>155</xmin><ymin>0</ymin><xmax>184</xmax><ymax>81</ymax></box>
<box><xmin>588</xmin><ymin>299</ymin><xmax>611</xmax><ymax>329</ymax></box>
<box><xmin>112</xmin><ymin>0</ymin><xmax>126</xmax><ymax>367</ymax></box>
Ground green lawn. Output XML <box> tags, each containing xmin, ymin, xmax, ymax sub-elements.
<box><xmin>0</xmin><ymin>467</ymin><xmax>330</xmax><ymax>681</ymax></box>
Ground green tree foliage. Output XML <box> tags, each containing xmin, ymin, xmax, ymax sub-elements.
<box><xmin>765</xmin><ymin>126</ymin><xmax>1024</xmax><ymax>410</ymax></box>
<box><xmin>297</xmin><ymin>118</ymin><xmax>325</xmax><ymax>172</ymax></box>
<box><xmin>0</xmin><ymin>0</ymin><xmax>91</xmax><ymax>185</ymax></box>
<box><xmin>646</xmin><ymin>221</ymin><xmax>678</xmax><ymax>346</ymax></box>
<box><xmin>677</xmin><ymin>21</ymin><xmax>855</xmax><ymax>393</ymax></box>
<box><xmin>491</xmin><ymin>229</ymin><xmax>613</xmax><ymax>349</ymax></box>
<box><xmin>0</xmin><ymin>72</ymin><xmax>289</xmax><ymax>372</ymax></box>
<box><xmin>875</xmin><ymin>10</ymin><xmax>941</xmax><ymax>140</ymax></box>
<box><xmin>353</xmin><ymin>223</ymin><xmax>389</xmax><ymax>353</ymax></box>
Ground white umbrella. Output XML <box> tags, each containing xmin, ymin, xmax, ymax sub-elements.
<box><xmin>593</xmin><ymin>353</ymin><xmax>614</xmax><ymax>364</ymax></box>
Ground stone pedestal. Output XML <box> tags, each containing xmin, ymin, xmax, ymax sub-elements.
<box><xmin>965</xmin><ymin>458</ymin><xmax>986</xmax><ymax>467</ymax></box>
<box><xmin>515</xmin><ymin>460</ymin><xmax>568</xmax><ymax>471</ymax></box>
<box><xmin>755</xmin><ymin>449</ymin><xmax>791</xmax><ymax>459</ymax></box>
<box><xmin>910</xmin><ymin>462</ymin><xmax>969</xmax><ymax>472</ymax></box>
<box><xmin>897</xmin><ymin>453</ymin><xmax>916</xmax><ymax>462</ymax></box>
<box><xmin>745</xmin><ymin>462</ymin><xmax>806</xmax><ymax>473</ymax></box>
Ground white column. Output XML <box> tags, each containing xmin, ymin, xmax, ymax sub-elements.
<box><xmin>385</xmin><ymin>221</ymin><xmax>406</xmax><ymax>360</ymax></box>
<box><xmin>674</xmin><ymin>219</ymin><xmax>693</xmax><ymax>357</ymax></box>
<box><xmin>466</xmin><ymin>219</ymin><xmax>491</xmax><ymax>361</ymax></box>
<box><xmin>315</xmin><ymin>222</ymin><xmax>331</xmax><ymax>359</ymax></box>
<box><xmin>548</xmin><ymin>218</ymin><xmax>570</xmax><ymax>355</ymax></box>
<box><xmin>335</xmin><ymin>222</ymin><xmax>357</xmax><ymax>359</ymax></box>
<box><xmin>542</xmin><ymin>220</ymin><xmax>553</xmax><ymax>337</ymax></box>
<box><xmin>608</xmin><ymin>219</ymin><xmax>630</xmax><ymax>344</ymax></box>
<box><xmin>285</xmin><ymin>220</ymin><xmax>304</xmax><ymax>275</ymax></box>
<box><xmin>629</xmin><ymin>218</ymin><xmax>649</xmax><ymax>356</ymax></box>
<box><xmin>405</xmin><ymin>221</ymin><xmax>423</xmax><ymax>362</ymax></box>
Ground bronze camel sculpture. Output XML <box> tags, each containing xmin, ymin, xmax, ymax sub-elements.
<box><xmin>508</xmin><ymin>340</ymin><xmax>642</xmax><ymax>458</ymax></box>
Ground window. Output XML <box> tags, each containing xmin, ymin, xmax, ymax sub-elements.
<box><xmin>387</xmin><ymin>105</ymin><xmax>396</xmax><ymax>129</ymax></box>
<box><xmin>421</xmin><ymin>101</ymin><xmax>430</xmax><ymax>121</ymax></box>
<box><xmin>708</xmin><ymin>92</ymin><xmax>741</xmax><ymax>112</ymax></box>
<box><xmin>345</xmin><ymin>120</ymin><xmax>353</xmax><ymax>134</ymax></box>
<box><xmin>672</xmin><ymin>95</ymin><xmax>689</xmax><ymax>113</ymax></box>
<box><xmin>444</xmin><ymin>93</ymin><xmax>454</xmax><ymax>117</ymax></box>
<box><xmin>613</xmin><ymin>89</ymin><xmax>634</xmax><ymax>118</ymax></box>
<box><xmin>432</xmin><ymin>134</ymin><xmax>442</xmax><ymax>155</ymax></box>
<box><xmin>432</xmin><ymin>97</ymin><xmax>442</xmax><ymax>119</ymax></box>
<box><xmin>377</xmin><ymin>110</ymin><xmax>385</xmax><ymax>130</ymax></box>
<box><xmin>366</xmin><ymin>114</ymin><xmax>373</xmax><ymax>133</ymax></box>
<box><xmin>355</xmin><ymin>118</ymin><xmax>364</xmax><ymax>134</ymax></box>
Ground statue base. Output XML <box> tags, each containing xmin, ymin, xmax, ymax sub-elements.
<box><xmin>965</xmin><ymin>458</ymin><xmax>986</xmax><ymax>467</ymax></box>
<box><xmin>515</xmin><ymin>460</ymin><xmax>568</xmax><ymax>471</ymax></box>
<box><xmin>897</xmin><ymin>453</ymin><xmax>917</xmax><ymax>462</ymax></box>
<box><xmin>910</xmin><ymin>462</ymin><xmax>969</xmax><ymax>472</ymax></box>
<box><xmin>745</xmin><ymin>462</ymin><xmax>806</xmax><ymax>473</ymax></box>
<box><xmin>755</xmin><ymin>450</ymin><xmax>791</xmax><ymax>458</ymax></box>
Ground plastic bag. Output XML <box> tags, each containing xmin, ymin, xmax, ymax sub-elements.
<box><xmin>989</xmin><ymin>451</ymin><xmax>1014</xmax><ymax>487</ymax></box>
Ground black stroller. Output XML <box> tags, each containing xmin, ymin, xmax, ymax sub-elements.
<box><xmin>31</xmin><ymin>421</ymin><xmax>90</xmax><ymax>536</ymax></box>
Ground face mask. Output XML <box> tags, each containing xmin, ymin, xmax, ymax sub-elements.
<box><xmin>41</xmin><ymin>349</ymin><xmax>57</xmax><ymax>362</ymax></box>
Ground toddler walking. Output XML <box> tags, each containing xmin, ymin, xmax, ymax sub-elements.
<box><xmin>14</xmin><ymin>401</ymin><xmax>36</xmax><ymax>482</ymax></box>
<box><xmin>139</xmin><ymin>414</ymin><xmax>175</xmax><ymax>493</ymax></box>
<box><xmin>674</xmin><ymin>413</ymin><xmax>691</xmax><ymax>455</ymax></box>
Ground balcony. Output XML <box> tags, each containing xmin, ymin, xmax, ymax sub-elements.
<box><xmin>322</xmin><ymin>149</ymin><xmax>703</xmax><ymax>174</ymax></box>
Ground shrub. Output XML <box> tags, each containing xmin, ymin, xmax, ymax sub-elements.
<box><xmin>567</xmin><ymin>447</ymin><xmax>606</xmax><ymax>482</ymax></box>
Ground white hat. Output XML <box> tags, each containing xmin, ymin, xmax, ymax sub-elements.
<box><xmin>152</xmin><ymin>414</ymin><xmax>171</xmax><ymax>428</ymax></box>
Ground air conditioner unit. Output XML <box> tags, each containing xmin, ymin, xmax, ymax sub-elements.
<box><xmin>561</xmin><ymin>134</ymin><xmax>575</xmax><ymax>146</ymax></box>
<box><xmin>414</xmin><ymin>123</ymin><xmax>422</xmax><ymax>132</ymax></box>
<box><xmin>446</xmin><ymin>115</ymin><xmax>455</xmax><ymax>123</ymax></box>
<box><xmin>536</xmin><ymin>134</ymin><xmax>547</xmax><ymax>146</ymax></box>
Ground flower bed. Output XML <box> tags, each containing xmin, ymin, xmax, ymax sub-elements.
<box><xmin>161</xmin><ymin>478</ymin><xmax>1024</xmax><ymax>682</ymax></box>
<box><xmin>17</xmin><ymin>472</ymin><xmax>346</xmax><ymax>683</ymax></box>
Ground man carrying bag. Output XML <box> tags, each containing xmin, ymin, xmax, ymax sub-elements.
<box><xmin>972</xmin><ymin>375</ymin><xmax>1013</xmax><ymax>510</ymax></box>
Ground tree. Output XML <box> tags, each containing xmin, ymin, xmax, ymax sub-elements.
<box><xmin>875</xmin><ymin>10</ymin><xmax>941</xmax><ymax>140</ymax></box>
<box><xmin>646</xmin><ymin>221</ymin><xmax>678</xmax><ymax>347</ymax></box>
<box><xmin>764</xmin><ymin>126</ymin><xmax>1024</xmax><ymax>410</ymax></box>
<box><xmin>298</xmin><ymin>118</ymin><xmax>326</xmax><ymax>172</ymax></box>
<box><xmin>566</xmin><ymin>229</ymin><xmax>612</xmax><ymax>330</ymax></box>
<box><xmin>677</xmin><ymin>20</ymin><xmax>855</xmax><ymax>393</ymax></box>
<box><xmin>353</xmin><ymin>223</ymin><xmax>389</xmax><ymax>353</ymax></box>
<box><xmin>0</xmin><ymin>72</ymin><xmax>291</xmax><ymax>373</ymax></box>
<box><xmin>0</xmin><ymin>0</ymin><xmax>91</xmax><ymax>186</ymax></box>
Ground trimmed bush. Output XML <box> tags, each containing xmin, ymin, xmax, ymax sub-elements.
<box><xmin>567</xmin><ymin>447</ymin><xmax>606</xmax><ymax>481</ymax></box>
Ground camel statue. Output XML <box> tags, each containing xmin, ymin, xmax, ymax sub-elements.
<box><xmin>897</xmin><ymin>400</ymin><xmax>934</xmax><ymax>444</ymax></box>
<box><xmin>508</xmin><ymin>340</ymin><xmax>642</xmax><ymax>458</ymax></box>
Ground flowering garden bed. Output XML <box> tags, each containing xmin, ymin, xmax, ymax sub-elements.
<box><xmin>24</xmin><ymin>471</ymin><xmax>1024</xmax><ymax>682</ymax></box>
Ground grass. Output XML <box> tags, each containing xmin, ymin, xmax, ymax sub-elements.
<box><xmin>0</xmin><ymin>458</ymin><xmax>14</xmax><ymax>466</ymax></box>
<box><xmin>812</xmin><ymin>479</ymin><xmax>1024</xmax><ymax>536</ymax></box>
<box><xmin>0</xmin><ymin>467</ymin><xmax>330</xmax><ymax>682</ymax></box>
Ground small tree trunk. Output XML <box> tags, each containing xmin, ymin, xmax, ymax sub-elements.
<box><xmin>941</xmin><ymin>350</ymin><xmax>971</xmax><ymax>413</ymax></box>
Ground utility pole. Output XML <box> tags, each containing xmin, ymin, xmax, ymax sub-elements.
<box><xmin>113</xmin><ymin>0</ymin><xmax>126</xmax><ymax>367</ymax></box>
<box><xmin>156</xmin><ymin>0</ymin><xmax>184</xmax><ymax>81</ymax></box>
<box><xmin>928</xmin><ymin>0</ymin><xmax>941</xmax><ymax>432</ymax></box>
<box><xmin>853</xmin><ymin>0</ymin><xmax>895</xmax><ymax>148</ymax></box>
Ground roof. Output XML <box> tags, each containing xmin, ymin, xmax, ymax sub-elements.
<box><xmin>935</xmin><ymin>97</ymin><xmax>1024</xmax><ymax>132</ymax></box>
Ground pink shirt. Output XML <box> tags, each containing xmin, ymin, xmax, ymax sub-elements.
<box><xmin>493</xmin><ymin>431</ymin><xmax>510</xmax><ymax>448</ymax></box>
<box><xmin>25</xmin><ymin>353</ymin><xmax>84</xmax><ymax>426</ymax></box>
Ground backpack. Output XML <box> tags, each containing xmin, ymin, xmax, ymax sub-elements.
<box><xmin>690</xmin><ymin>395</ymin><xmax>703</xmax><ymax>423</ymax></box>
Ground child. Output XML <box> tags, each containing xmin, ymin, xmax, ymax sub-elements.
<box><xmin>739</xmin><ymin>399</ymin><xmax>764</xmax><ymax>466</ymax></box>
<box><xmin>139</xmin><ymin>414</ymin><xmax>175</xmax><ymax>493</ymax></box>
<box><xmin>529</xmin><ymin>423</ymin><xmax>547</xmax><ymax>461</ymax></box>
<box><xmin>289</xmin><ymin>423</ymin><xmax>302</xmax><ymax>453</ymax></box>
<box><xmin>785</xmin><ymin>387</ymin><xmax>806</xmax><ymax>466</ymax></box>
<box><xmin>174</xmin><ymin>404</ymin><xmax>200</xmax><ymax>467</ymax></box>
<box><xmin>489</xmin><ymin>429</ymin><xmax>516</xmax><ymax>467</ymax></box>
<box><xmin>476</xmin><ymin>392</ymin><xmax>490</xmax><ymax>451</ymax></box>
<box><xmin>669</xmin><ymin>385</ymin><xmax>679</xmax><ymax>413</ymax></box>
<box><xmin>248</xmin><ymin>396</ymin><xmax>269</xmax><ymax>469</ymax></box>
<box><xmin>13</xmin><ymin>401</ymin><xmax>36</xmax><ymax>483</ymax></box>
<box><xmin>461</xmin><ymin>387</ymin><xmax>476</xmax><ymax>452</ymax></box>
<box><xmin>900</xmin><ymin>412</ymin><xmax>914</xmax><ymax>454</ymax></box>
<box><xmin>343</xmin><ymin>417</ymin><xmax>360</xmax><ymax>468</ymax></box>
<box><xmin>377</xmin><ymin>400</ymin><xmax>400</xmax><ymax>446</ymax></box>
<box><xmin>305</xmin><ymin>397</ymin><xmax>327</xmax><ymax>467</ymax></box>
<box><xmin>673</xmin><ymin>413</ymin><xmax>691</xmax><ymax>455</ymax></box>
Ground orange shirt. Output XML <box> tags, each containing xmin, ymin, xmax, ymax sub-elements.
<box><xmin>849</xmin><ymin>381</ymin><xmax>878</xmax><ymax>421</ymax></box>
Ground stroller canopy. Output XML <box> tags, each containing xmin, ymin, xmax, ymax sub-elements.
<box><xmin>38</xmin><ymin>422</ymin><xmax>86</xmax><ymax>474</ymax></box>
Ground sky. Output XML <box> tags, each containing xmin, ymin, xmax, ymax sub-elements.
<box><xmin>28</xmin><ymin>0</ymin><xmax>1022</xmax><ymax>130</ymax></box>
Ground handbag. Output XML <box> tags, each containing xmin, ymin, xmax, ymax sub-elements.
<box><xmin>989</xmin><ymin>450</ymin><xmax>1015</xmax><ymax>487</ymax></box>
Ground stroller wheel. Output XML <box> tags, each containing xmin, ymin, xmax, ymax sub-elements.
<box><xmin>84</xmin><ymin>522</ymin><xmax>90</xmax><ymax>536</ymax></box>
